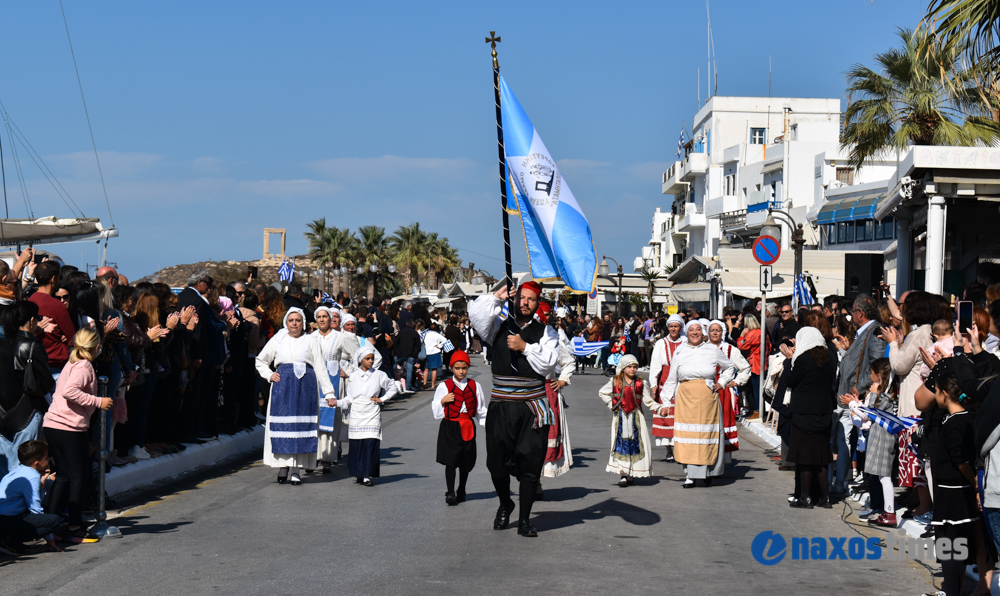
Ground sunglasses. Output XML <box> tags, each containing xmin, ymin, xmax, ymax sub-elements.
<box><xmin>57</xmin><ymin>294</ymin><xmax>71</xmax><ymax>301</ymax></box>
<box><xmin>780</xmin><ymin>310</ymin><xmax>792</xmax><ymax>314</ymax></box>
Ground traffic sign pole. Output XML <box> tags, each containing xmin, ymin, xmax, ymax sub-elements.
<box><xmin>759</xmin><ymin>291</ymin><xmax>765</xmax><ymax>421</ymax></box>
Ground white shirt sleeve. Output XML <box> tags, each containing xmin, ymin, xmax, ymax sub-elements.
<box><xmin>523</xmin><ymin>325</ymin><xmax>559</xmax><ymax>378</ymax></box>
<box><xmin>431</xmin><ymin>383</ymin><xmax>448</xmax><ymax>420</ymax></box>
<box><xmin>660</xmin><ymin>345</ymin><xmax>685</xmax><ymax>398</ymax></box>
<box><xmin>379</xmin><ymin>371</ymin><xmax>398</xmax><ymax>404</ymax></box>
<box><xmin>255</xmin><ymin>335</ymin><xmax>280</xmax><ymax>380</ymax></box>
<box><xmin>474</xmin><ymin>380</ymin><xmax>488</xmax><ymax>423</ymax></box>
<box><xmin>716</xmin><ymin>346</ymin><xmax>736</xmax><ymax>387</ymax></box>
<box><xmin>307</xmin><ymin>336</ymin><xmax>336</xmax><ymax>398</ymax></box>
<box><xmin>729</xmin><ymin>346</ymin><xmax>752</xmax><ymax>386</ymax></box>
<box><xmin>469</xmin><ymin>295</ymin><xmax>503</xmax><ymax>345</ymax></box>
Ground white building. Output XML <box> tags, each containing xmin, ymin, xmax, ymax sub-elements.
<box><xmin>634</xmin><ymin>207</ymin><xmax>685</xmax><ymax>273</ymax></box>
<box><xmin>659</xmin><ymin>96</ymin><xmax>843</xmax><ymax>260</ymax></box>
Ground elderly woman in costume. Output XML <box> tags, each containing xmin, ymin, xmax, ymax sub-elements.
<box><xmin>661</xmin><ymin>320</ymin><xmax>735</xmax><ymax>488</ymax></box>
<box><xmin>600</xmin><ymin>354</ymin><xmax>657</xmax><ymax>486</ymax></box>
<box><xmin>311</xmin><ymin>306</ymin><xmax>360</xmax><ymax>472</ymax></box>
<box><xmin>707</xmin><ymin>320</ymin><xmax>751</xmax><ymax>457</ymax></box>
<box><xmin>648</xmin><ymin>313</ymin><xmax>686</xmax><ymax>461</ymax></box>
<box><xmin>255</xmin><ymin>308</ymin><xmax>336</xmax><ymax>485</ymax></box>
<box><xmin>340</xmin><ymin>344</ymin><xmax>398</xmax><ymax>486</ymax></box>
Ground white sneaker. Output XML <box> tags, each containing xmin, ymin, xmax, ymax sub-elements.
<box><xmin>129</xmin><ymin>446</ymin><xmax>151</xmax><ymax>461</ymax></box>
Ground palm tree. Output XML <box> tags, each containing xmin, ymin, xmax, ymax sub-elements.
<box><xmin>390</xmin><ymin>223</ymin><xmax>429</xmax><ymax>290</ymax></box>
<box><xmin>841</xmin><ymin>27</ymin><xmax>999</xmax><ymax>169</ymax></box>
<box><xmin>304</xmin><ymin>219</ymin><xmax>358</xmax><ymax>295</ymax></box>
<box><xmin>426</xmin><ymin>233</ymin><xmax>461</xmax><ymax>289</ymax></box>
<box><xmin>639</xmin><ymin>268</ymin><xmax>661</xmax><ymax>311</ymax></box>
<box><xmin>356</xmin><ymin>225</ymin><xmax>391</xmax><ymax>300</ymax></box>
<box><xmin>926</xmin><ymin>1</ymin><xmax>1000</xmax><ymax>83</ymax></box>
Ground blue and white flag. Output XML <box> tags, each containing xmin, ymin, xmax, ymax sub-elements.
<box><xmin>499</xmin><ymin>75</ymin><xmax>598</xmax><ymax>293</ymax></box>
<box><xmin>858</xmin><ymin>406</ymin><xmax>919</xmax><ymax>435</ymax></box>
<box><xmin>675</xmin><ymin>128</ymin><xmax>686</xmax><ymax>158</ymax></box>
<box><xmin>571</xmin><ymin>336</ymin><xmax>608</xmax><ymax>357</ymax></box>
<box><xmin>794</xmin><ymin>274</ymin><xmax>815</xmax><ymax>306</ymax></box>
<box><xmin>278</xmin><ymin>259</ymin><xmax>295</xmax><ymax>283</ymax></box>
<box><xmin>321</xmin><ymin>292</ymin><xmax>333</xmax><ymax>304</ymax></box>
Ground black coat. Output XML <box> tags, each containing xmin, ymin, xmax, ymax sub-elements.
<box><xmin>395</xmin><ymin>326</ymin><xmax>421</xmax><ymax>360</ymax></box>
<box><xmin>786</xmin><ymin>348</ymin><xmax>837</xmax><ymax>416</ymax></box>
<box><xmin>0</xmin><ymin>331</ymin><xmax>52</xmax><ymax>440</ymax></box>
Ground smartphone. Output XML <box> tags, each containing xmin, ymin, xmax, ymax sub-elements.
<box><xmin>313</xmin><ymin>288</ymin><xmax>320</xmax><ymax>298</ymax></box>
<box><xmin>32</xmin><ymin>253</ymin><xmax>46</xmax><ymax>265</ymax></box>
<box><xmin>247</xmin><ymin>266</ymin><xmax>258</xmax><ymax>280</ymax></box>
<box><xmin>957</xmin><ymin>300</ymin><xmax>974</xmax><ymax>333</ymax></box>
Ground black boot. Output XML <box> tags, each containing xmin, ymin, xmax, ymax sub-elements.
<box><xmin>494</xmin><ymin>504</ymin><xmax>514</xmax><ymax>530</ymax></box>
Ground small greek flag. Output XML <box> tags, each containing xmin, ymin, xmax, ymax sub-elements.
<box><xmin>571</xmin><ymin>337</ymin><xmax>608</xmax><ymax>357</ymax></box>
<box><xmin>497</xmin><ymin>301</ymin><xmax>509</xmax><ymax>322</ymax></box>
<box><xmin>321</xmin><ymin>292</ymin><xmax>333</xmax><ymax>303</ymax></box>
<box><xmin>858</xmin><ymin>406</ymin><xmax>919</xmax><ymax>435</ymax></box>
<box><xmin>675</xmin><ymin>128</ymin><xmax>686</xmax><ymax>158</ymax></box>
<box><xmin>794</xmin><ymin>274</ymin><xmax>815</xmax><ymax>306</ymax></box>
<box><xmin>278</xmin><ymin>259</ymin><xmax>295</xmax><ymax>282</ymax></box>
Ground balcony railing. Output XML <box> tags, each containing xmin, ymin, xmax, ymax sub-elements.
<box><xmin>662</xmin><ymin>162</ymin><xmax>681</xmax><ymax>184</ymax></box>
<box><xmin>720</xmin><ymin>209</ymin><xmax>746</xmax><ymax>231</ymax></box>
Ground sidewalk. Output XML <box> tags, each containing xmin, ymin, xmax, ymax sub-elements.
<box><xmin>105</xmin><ymin>427</ymin><xmax>264</xmax><ymax>497</ymax></box>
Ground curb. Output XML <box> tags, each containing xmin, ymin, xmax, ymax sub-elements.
<box><xmin>106</xmin><ymin>427</ymin><xmax>264</xmax><ymax>497</ymax></box>
<box><xmin>740</xmin><ymin>419</ymin><xmax>781</xmax><ymax>449</ymax></box>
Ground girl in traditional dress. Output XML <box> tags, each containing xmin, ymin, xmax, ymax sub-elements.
<box><xmin>255</xmin><ymin>308</ymin><xmax>336</xmax><ymax>485</ymax></box>
<box><xmin>661</xmin><ymin>320</ymin><xmax>735</xmax><ymax>488</ymax></box>
<box><xmin>340</xmin><ymin>345</ymin><xmax>397</xmax><ymax>486</ymax></box>
<box><xmin>311</xmin><ymin>306</ymin><xmax>360</xmax><ymax>472</ymax></box>
<box><xmin>707</xmin><ymin>320</ymin><xmax>751</xmax><ymax>458</ymax></box>
<box><xmin>600</xmin><ymin>354</ymin><xmax>658</xmax><ymax>486</ymax></box>
<box><xmin>648</xmin><ymin>313</ymin><xmax>685</xmax><ymax>461</ymax></box>
<box><xmin>432</xmin><ymin>351</ymin><xmax>486</xmax><ymax>505</ymax></box>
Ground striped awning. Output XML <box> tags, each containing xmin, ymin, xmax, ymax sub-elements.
<box><xmin>816</xmin><ymin>200</ymin><xmax>841</xmax><ymax>225</ymax></box>
<box><xmin>833</xmin><ymin>198</ymin><xmax>860</xmax><ymax>222</ymax></box>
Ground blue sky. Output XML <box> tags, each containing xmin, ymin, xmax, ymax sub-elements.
<box><xmin>0</xmin><ymin>0</ymin><xmax>927</xmax><ymax>278</ymax></box>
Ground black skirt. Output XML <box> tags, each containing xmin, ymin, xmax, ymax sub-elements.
<box><xmin>347</xmin><ymin>438</ymin><xmax>381</xmax><ymax>478</ymax></box>
<box><xmin>436</xmin><ymin>419</ymin><xmax>477</xmax><ymax>470</ymax></box>
<box><xmin>788</xmin><ymin>424</ymin><xmax>832</xmax><ymax>466</ymax></box>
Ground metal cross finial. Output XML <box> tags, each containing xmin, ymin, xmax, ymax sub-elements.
<box><xmin>485</xmin><ymin>31</ymin><xmax>501</xmax><ymax>68</ymax></box>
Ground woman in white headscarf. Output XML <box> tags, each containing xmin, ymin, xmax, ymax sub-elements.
<box><xmin>311</xmin><ymin>306</ymin><xmax>360</xmax><ymax>472</ymax></box>
<box><xmin>599</xmin><ymin>354</ymin><xmax>657</xmax><ymax>486</ymax></box>
<box><xmin>340</xmin><ymin>344</ymin><xmax>398</xmax><ymax>486</ymax></box>
<box><xmin>661</xmin><ymin>319</ymin><xmax>735</xmax><ymax>488</ymax></box>
<box><xmin>255</xmin><ymin>308</ymin><xmax>336</xmax><ymax>485</ymax></box>
<box><xmin>648</xmin><ymin>313</ymin><xmax>686</xmax><ymax>460</ymax></box>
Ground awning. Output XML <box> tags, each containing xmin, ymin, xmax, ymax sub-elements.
<box><xmin>667</xmin><ymin>255</ymin><xmax>715</xmax><ymax>282</ymax></box>
<box><xmin>719</xmin><ymin>270</ymin><xmax>793</xmax><ymax>299</ymax></box>
<box><xmin>832</xmin><ymin>198</ymin><xmax>859</xmax><ymax>222</ymax></box>
<box><xmin>668</xmin><ymin>282</ymin><xmax>711</xmax><ymax>302</ymax></box>
<box><xmin>849</xmin><ymin>194</ymin><xmax>885</xmax><ymax>220</ymax></box>
<box><xmin>816</xmin><ymin>200</ymin><xmax>841</xmax><ymax>225</ymax></box>
<box><xmin>761</xmin><ymin>160</ymin><xmax>783</xmax><ymax>174</ymax></box>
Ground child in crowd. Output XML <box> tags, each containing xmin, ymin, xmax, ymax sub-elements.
<box><xmin>920</xmin><ymin>319</ymin><xmax>955</xmax><ymax>379</ymax></box>
<box><xmin>929</xmin><ymin>370</ymin><xmax>978</xmax><ymax>596</ymax></box>
<box><xmin>431</xmin><ymin>351</ymin><xmax>486</xmax><ymax>505</ymax></box>
<box><xmin>341</xmin><ymin>345</ymin><xmax>397</xmax><ymax>487</ymax></box>
<box><xmin>0</xmin><ymin>440</ymin><xmax>80</xmax><ymax>554</ymax></box>
<box><xmin>42</xmin><ymin>329</ymin><xmax>112</xmax><ymax>540</ymax></box>
<box><xmin>843</xmin><ymin>359</ymin><xmax>899</xmax><ymax>526</ymax></box>
<box><xmin>599</xmin><ymin>354</ymin><xmax>657</xmax><ymax>486</ymax></box>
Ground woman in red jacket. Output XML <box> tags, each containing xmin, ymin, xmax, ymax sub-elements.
<box><xmin>736</xmin><ymin>314</ymin><xmax>769</xmax><ymax>418</ymax></box>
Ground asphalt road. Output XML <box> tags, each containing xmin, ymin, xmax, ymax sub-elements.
<box><xmin>0</xmin><ymin>361</ymin><xmax>941</xmax><ymax>595</ymax></box>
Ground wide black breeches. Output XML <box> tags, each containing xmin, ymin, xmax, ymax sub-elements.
<box><xmin>485</xmin><ymin>401</ymin><xmax>548</xmax><ymax>483</ymax></box>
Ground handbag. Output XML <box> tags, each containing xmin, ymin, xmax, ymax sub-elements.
<box><xmin>23</xmin><ymin>341</ymin><xmax>55</xmax><ymax>398</ymax></box>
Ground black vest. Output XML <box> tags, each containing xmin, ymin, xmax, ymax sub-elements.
<box><xmin>491</xmin><ymin>318</ymin><xmax>547</xmax><ymax>380</ymax></box>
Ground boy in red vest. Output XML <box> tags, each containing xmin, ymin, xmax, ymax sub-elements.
<box><xmin>432</xmin><ymin>351</ymin><xmax>487</xmax><ymax>505</ymax></box>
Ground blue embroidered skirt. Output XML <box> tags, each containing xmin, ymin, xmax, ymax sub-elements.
<box><xmin>268</xmin><ymin>363</ymin><xmax>318</xmax><ymax>455</ymax></box>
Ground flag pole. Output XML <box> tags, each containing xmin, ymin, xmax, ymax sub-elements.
<box><xmin>486</xmin><ymin>31</ymin><xmax>515</xmax><ymax>314</ymax></box>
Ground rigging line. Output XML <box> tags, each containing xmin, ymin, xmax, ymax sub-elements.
<box><xmin>453</xmin><ymin>245</ymin><xmax>528</xmax><ymax>268</ymax></box>
<box><xmin>5</xmin><ymin>121</ymin><xmax>31</xmax><ymax>218</ymax></box>
<box><xmin>0</xmin><ymin>110</ymin><xmax>84</xmax><ymax>215</ymax></box>
<box><xmin>59</xmin><ymin>0</ymin><xmax>114</xmax><ymax>227</ymax></box>
<box><xmin>0</xmin><ymin>122</ymin><xmax>7</xmax><ymax>218</ymax></box>
<box><xmin>4</xmin><ymin>119</ymin><xmax>81</xmax><ymax>217</ymax></box>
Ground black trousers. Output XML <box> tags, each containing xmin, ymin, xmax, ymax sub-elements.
<box><xmin>43</xmin><ymin>427</ymin><xmax>90</xmax><ymax>526</ymax></box>
<box><xmin>235</xmin><ymin>358</ymin><xmax>260</xmax><ymax>428</ymax></box>
<box><xmin>0</xmin><ymin>513</ymin><xmax>67</xmax><ymax>543</ymax></box>
<box><xmin>485</xmin><ymin>401</ymin><xmax>548</xmax><ymax>483</ymax></box>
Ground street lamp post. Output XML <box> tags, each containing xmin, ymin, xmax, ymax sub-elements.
<box><xmin>598</xmin><ymin>256</ymin><xmax>624</xmax><ymax>317</ymax></box>
<box><xmin>764</xmin><ymin>209</ymin><xmax>805</xmax><ymax>308</ymax></box>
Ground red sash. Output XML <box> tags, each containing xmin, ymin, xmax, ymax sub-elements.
<box><xmin>652</xmin><ymin>339</ymin><xmax>681</xmax><ymax>439</ymax></box>
<box><xmin>444</xmin><ymin>378</ymin><xmax>478</xmax><ymax>442</ymax></box>
<box><xmin>715</xmin><ymin>344</ymin><xmax>740</xmax><ymax>452</ymax></box>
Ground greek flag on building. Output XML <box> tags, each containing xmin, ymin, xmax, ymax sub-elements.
<box><xmin>499</xmin><ymin>75</ymin><xmax>598</xmax><ymax>293</ymax></box>
<box><xmin>278</xmin><ymin>259</ymin><xmax>295</xmax><ymax>283</ymax></box>
<box><xmin>675</xmin><ymin>128</ymin><xmax>686</xmax><ymax>158</ymax></box>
